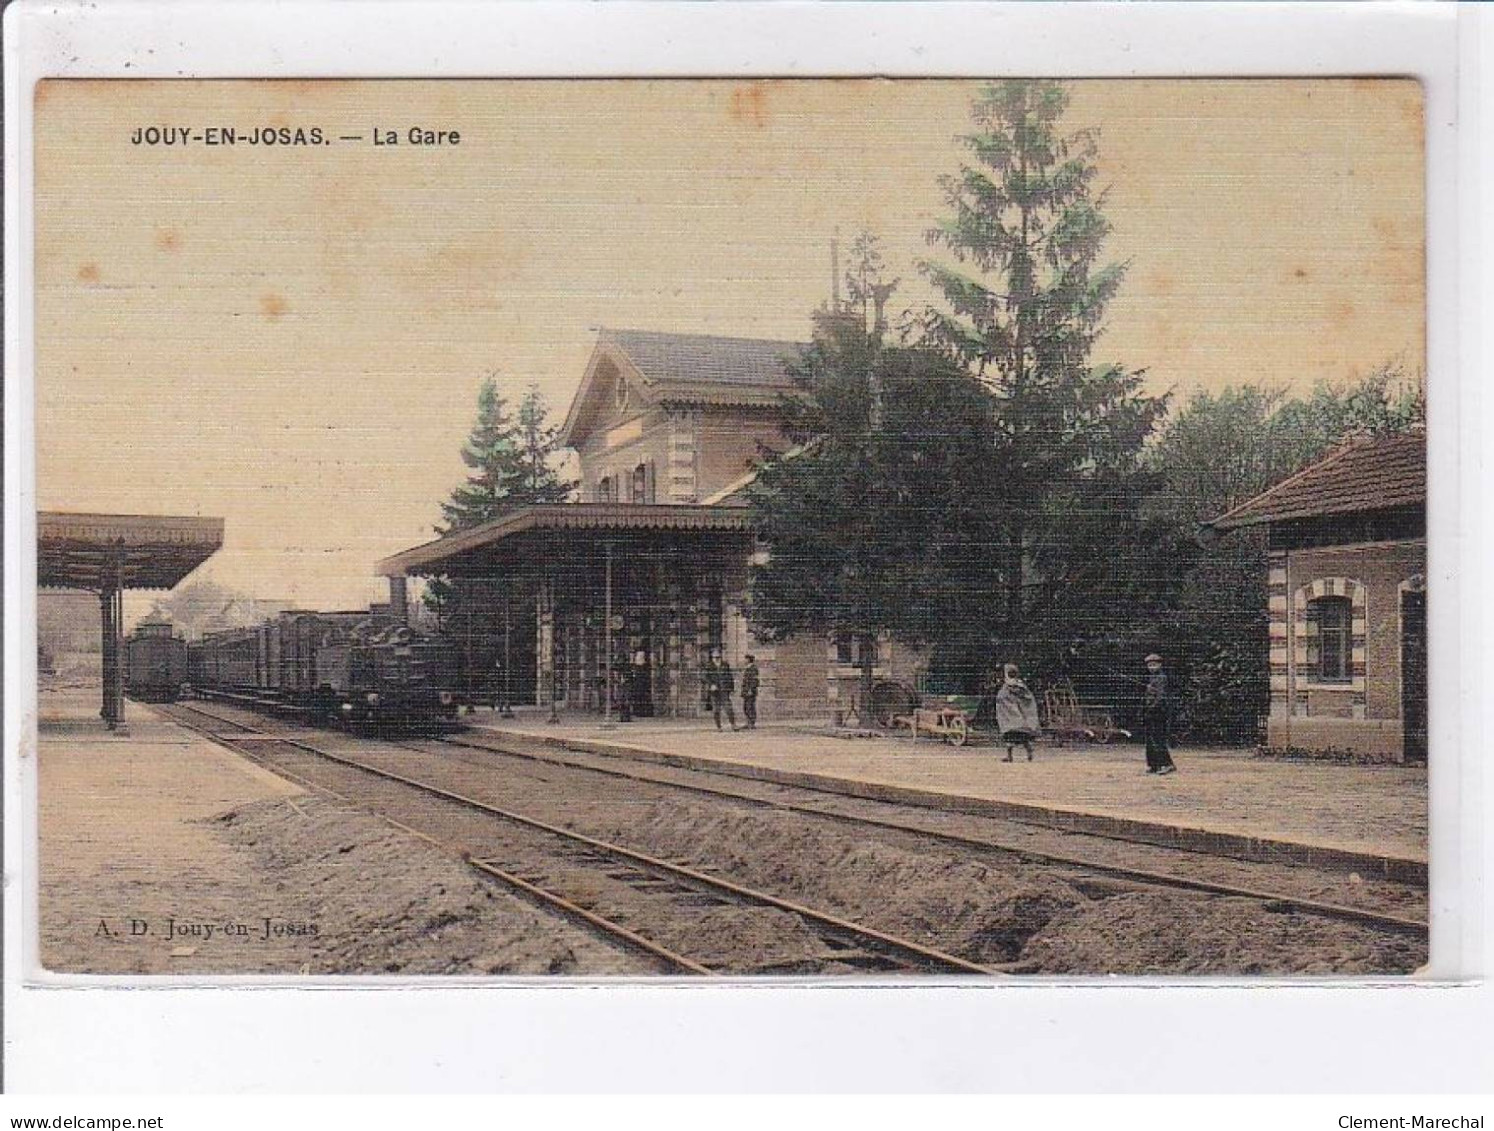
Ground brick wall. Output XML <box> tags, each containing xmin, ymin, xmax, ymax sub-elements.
<box><xmin>757</xmin><ymin>633</ymin><xmax>827</xmax><ymax>720</ymax></box>
<box><xmin>1266</xmin><ymin>538</ymin><xmax>1426</xmax><ymax>759</ymax></box>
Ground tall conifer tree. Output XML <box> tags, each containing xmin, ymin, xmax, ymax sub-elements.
<box><xmin>439</xmin><ymin>376</ymin><xmax>523</xmax><ymax>533</ymax></box>
<box><xmin>426</xmin><ymin>376</ymin><xmax>573</xmax><ymax>630</ymax></box>
<box><xmin>921</xmin><ymin>80</ymin><xmax>1166</xmax><ymax>668</ymax></box>
<box><xmin>516</xmin><ymin>385</ymin><xmax>577</xmax><ymax>506</ymax></box>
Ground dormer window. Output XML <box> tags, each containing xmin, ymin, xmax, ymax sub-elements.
<box><xmin>614</xmin><ymin>373</ymin><xmax>629</xmax><ymax>412</ymax></box>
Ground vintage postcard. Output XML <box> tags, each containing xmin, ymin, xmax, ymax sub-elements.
<box><xmin>31</xmin><ymin>76</ymin><xmax>1429</xmax><ymax>981</ymax></box>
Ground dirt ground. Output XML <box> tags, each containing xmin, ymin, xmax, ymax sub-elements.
<box><xmin>1021</xmin><ymin>891</ymin><xmax>1427</xmax><ymax>976</ymax></box>
<box><xmin>584</xmin><ymin>800</ymin><xmax>1426</xmax><ymax>975</ymax></box>
<box><xmin>41</xmin><ymin>789</ymin><xmax>645</xmax><ymax>976</ymax></box>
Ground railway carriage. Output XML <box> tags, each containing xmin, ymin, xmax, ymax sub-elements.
<box><xmin>124</xmin><ymin>619</ymin><xmax>189</xmax><ymax>702</ymax></box>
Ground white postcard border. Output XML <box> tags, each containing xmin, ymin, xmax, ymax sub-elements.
<box><xmin>3</xmin><ymin>0</ymin><xmax>1486</xmax><ymax>1093</ymax></box>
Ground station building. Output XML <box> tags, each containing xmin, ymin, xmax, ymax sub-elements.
<box><xmin>1208</xmin><ymin>431</ymin><xmax>1427</xmax><ymax>762</ymax></box>
<box><xmin>378</xmin><ymin>329</ymin><xmax>924</xmax><ymax>722</ymax></box>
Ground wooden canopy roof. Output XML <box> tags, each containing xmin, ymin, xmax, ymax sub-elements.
<box><xmin>38</xmin><ymin>511</ymin><xmax>224</xmax><ymax>591</ymax></box>
<box><xmin>377</xmin><ymin>503</ymin><xmax>753</xmax><ymax>578</ymax></box>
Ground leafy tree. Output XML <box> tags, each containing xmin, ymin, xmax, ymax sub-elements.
<box><xmin>749</xmin><ymin>235</ymin><xmax>994</xmax><ymax>718</ymax></box>
<box><xmin>919</xmin><ymin>79</ymin><xmax>1167</xmax><ymax>677</ymax></box>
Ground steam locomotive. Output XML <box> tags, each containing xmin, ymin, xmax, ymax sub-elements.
<box><xmin>187</xmin><ymin>608</ymin><xmax>461</xmax><ymax>730</ymax></box>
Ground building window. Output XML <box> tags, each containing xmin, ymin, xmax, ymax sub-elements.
<box><xmin>1307</xmin><ymin>595</ymin><xmax>1352</xmax><ymax>682</ymax></box>
<box><xmin>597</xmin><ymin>476</ymin><xmax>613</xmax><ymax>503</ymax></box>
<box><xmin>632</xmin><ymin>463</ymin><xmax>648</xmax><ymax>504</ymax></box>
<box><xmin>833</xmin><ymin>634</ymin><xmax>877</xmax><ymax>666</ymax></box>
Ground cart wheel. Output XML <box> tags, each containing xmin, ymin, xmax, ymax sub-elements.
<box><xmin>948</xmin><ymin>716</ymin><xmax>969</xmax><ymax>747</ymax></box>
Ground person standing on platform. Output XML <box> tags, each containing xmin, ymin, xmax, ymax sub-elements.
<box><xmin>704</xmin><ymin>651</ymin><xmax>737</xmax><ymax>731</ymax></box>
<box><xmin>715</xmin><ymin>654</ymin><xmax>738</xmax><ymax>731</ymax></box>
<box><xmin>740</xmin><ymin>654</ymin><xmax>760</xmax><ymax>730</ymax></box>
<box><xmin>701</xmin><ymin>654</ymin><xmax>717</xmax><ymax>715</ymax></box>
<box><xmin>993</xmin><ymin>663</ymin><xmax>1041</xmax><ymax>762</ymax></box>
<box><xmin>1142</xmin><ymin>652</ymin><xmax>1177</xmax><ymax>775</ymax></box>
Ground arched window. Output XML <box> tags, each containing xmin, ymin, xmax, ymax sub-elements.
<box><xmin>597</xmin><ymin>476</ymin><xmax>613</xmax><ymax>503</ymax></box>
<box><xmin>1307</xmin><ymin>595</ymin><xmax>1352</xmax><ymax>682</ymax></box>
<box><xmin>632</xmin><ymin>463</ymin><xmax>648</xmax><ymax>503</ymax></box>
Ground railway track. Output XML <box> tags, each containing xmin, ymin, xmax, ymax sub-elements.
<box><xmin>157</xmin><ymin>702</ymin><xmax>998</xmax><ymax>977</ymax></box>
<box><xmin>427</xmin><ymin>728</ymin><xmax>1429</xmax><ymax>940</ymax></box>
<box><xmin>162</xmin><ymin>700</ymin><xmax>1427</xmax><ymax>948</ymax></box>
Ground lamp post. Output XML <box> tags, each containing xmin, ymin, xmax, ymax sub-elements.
<box><xmin>602</xmin><ymin>541</ymin><xmax>614</xmax><ymax>726</ymax></box>
<box><xmin>501</xmin><ymin>594</ymin><xmax>514</xmax><ymax>718</ymax></box>
<box><xmin>545</xmin><ymin>572</ymin><xmax>560</xmax><ymax>725</ymax></box>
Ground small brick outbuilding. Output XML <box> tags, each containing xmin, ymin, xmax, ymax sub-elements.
<box><xmin>1208</xmin><ymin>431</ymin><xmax>1426</xmax><ymax>762</ymax></box>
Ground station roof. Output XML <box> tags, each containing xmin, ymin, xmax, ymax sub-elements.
<box><xmin>1209</xmin><ymin>431</ymin><xmax>1426</xmax><ymax>531</ymax></box>
<box><xmin>559</xmin><ymin>328</ymin><xmax>806</xmax><ymax>449</ymax></box>
<box><xmin>377</xmin><ymin>503</ymin><xmax>753</xmax><ymax>577</ymax></box>
<box><xmin>38</xmin><ymin>511</ymin><xmax>225</xmax><ymax>590</ymax></box>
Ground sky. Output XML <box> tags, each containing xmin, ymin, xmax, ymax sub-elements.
<box><xmin>34</xmin><ymin>79</ymin><xmax>1425</xmax><ymax>611</ymax></box>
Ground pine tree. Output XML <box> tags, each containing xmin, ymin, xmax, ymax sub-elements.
<box><xmin>427</xmin><ymin>376</ymin><xmax>574</xmax><ymax>631</ymax></box>
<box><xmin>920</xmin><ymin>80</ymin><xmax>1167</xmax><ymax>673</ymax></box>
<box><xmin>515</xmin><ymin>385</ymin><xmax>577</xmax><ymax>505</ymax></box>
<box><xmin>438</xmin><ymin>376</ymin><xmax>525</xmax><ymax>534</ymax></box>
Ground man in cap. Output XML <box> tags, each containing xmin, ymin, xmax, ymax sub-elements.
<box><xmin>706</xmin><ymin>650</ymin><xmax>737</xmax><ymax>731</ymax></box>
<box><xmin>1142</xmin><ymin>653</ymin><xmax>1177</xmax><ymax>775</ymax></box>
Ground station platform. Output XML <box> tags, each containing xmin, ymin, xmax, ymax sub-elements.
<box><xmin>469</xmin><ymin>708</ymin><xmax>1429</xmax><ymax>883</ymax></box>
<box><xmin>35</xmin><ymin>683</ymin><xmax>305</xmax><ymax>973</ymax></box>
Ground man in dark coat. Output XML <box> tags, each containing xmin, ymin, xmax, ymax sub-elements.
<box><xmin>740</xmin><ymin>654</ymin><xmax>760</xmax><ymax>729</ymax></box>
<box><xmin>706</xmin><ymin>651</ymin><xmax>737</xmax><ymax>731</ymax></box>
<box><xmin>1142</xmin><ymin>653</ymin><xmax>1177</xmax><ymax>775</ymax></box>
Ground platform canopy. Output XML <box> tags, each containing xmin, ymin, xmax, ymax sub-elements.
<box><xmin>37</xmin><ymin>511</ymin><xmax>225</xmax><ymax>730</ymax></box>
<box><xmin>377</xmin><ymin>502</ymin><xmax>753</xmax><ymax>578</ymax></box>
<box><xmin>38</xmin><ymin>511</ymin><xmax>225</xmax><ymax>591</ymax></box>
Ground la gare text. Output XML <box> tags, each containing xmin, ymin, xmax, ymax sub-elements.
<box><xmin>130</xmin><ymin>125</ymin><xmax>460</xmax><ymax>147</ymax></box>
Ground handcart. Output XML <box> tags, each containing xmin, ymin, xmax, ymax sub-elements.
<box><xmin>1042</xmin><ymin>680</ymin><xmax>1130</xmax><ymax>744</ymax></box>
<box><xmin>896</xmin><ymin>694</ymin><xmax>981</xmax><ymax>747</ymax></box>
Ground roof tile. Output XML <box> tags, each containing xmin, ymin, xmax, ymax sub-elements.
<box><xmin>606</xmin><ymin>329</ymin><xmax>805</xmax><ymax>394</ymax></box>
<box><xmin>1210</xmin><ymin>431</ymin><xmax>1425</xmax><ymax>529</ymax></box>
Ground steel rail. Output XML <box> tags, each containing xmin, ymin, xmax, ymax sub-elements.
<box><xmin>433</xmin><ymin>731</ymin><xmax>1429</xmax><ymax>940</ymax></box>
<box><xmin>153</xmin><ymin>706</ymin><xmax>713</xmax><ymax>976</ymax></box>
<box><xmin>170</xmin><ymin>700</ymin><xmax>1428</xmax><ymax>941</ymax></box>
<box><xmin>159</xmin><ymin>705</ymin><xmax>992</xmax><ymax>976</ymax></box>
<box><xmin>463</xmin><ymin>859</ymin><xmax>715</xmax><ymax>976</ymax></box>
